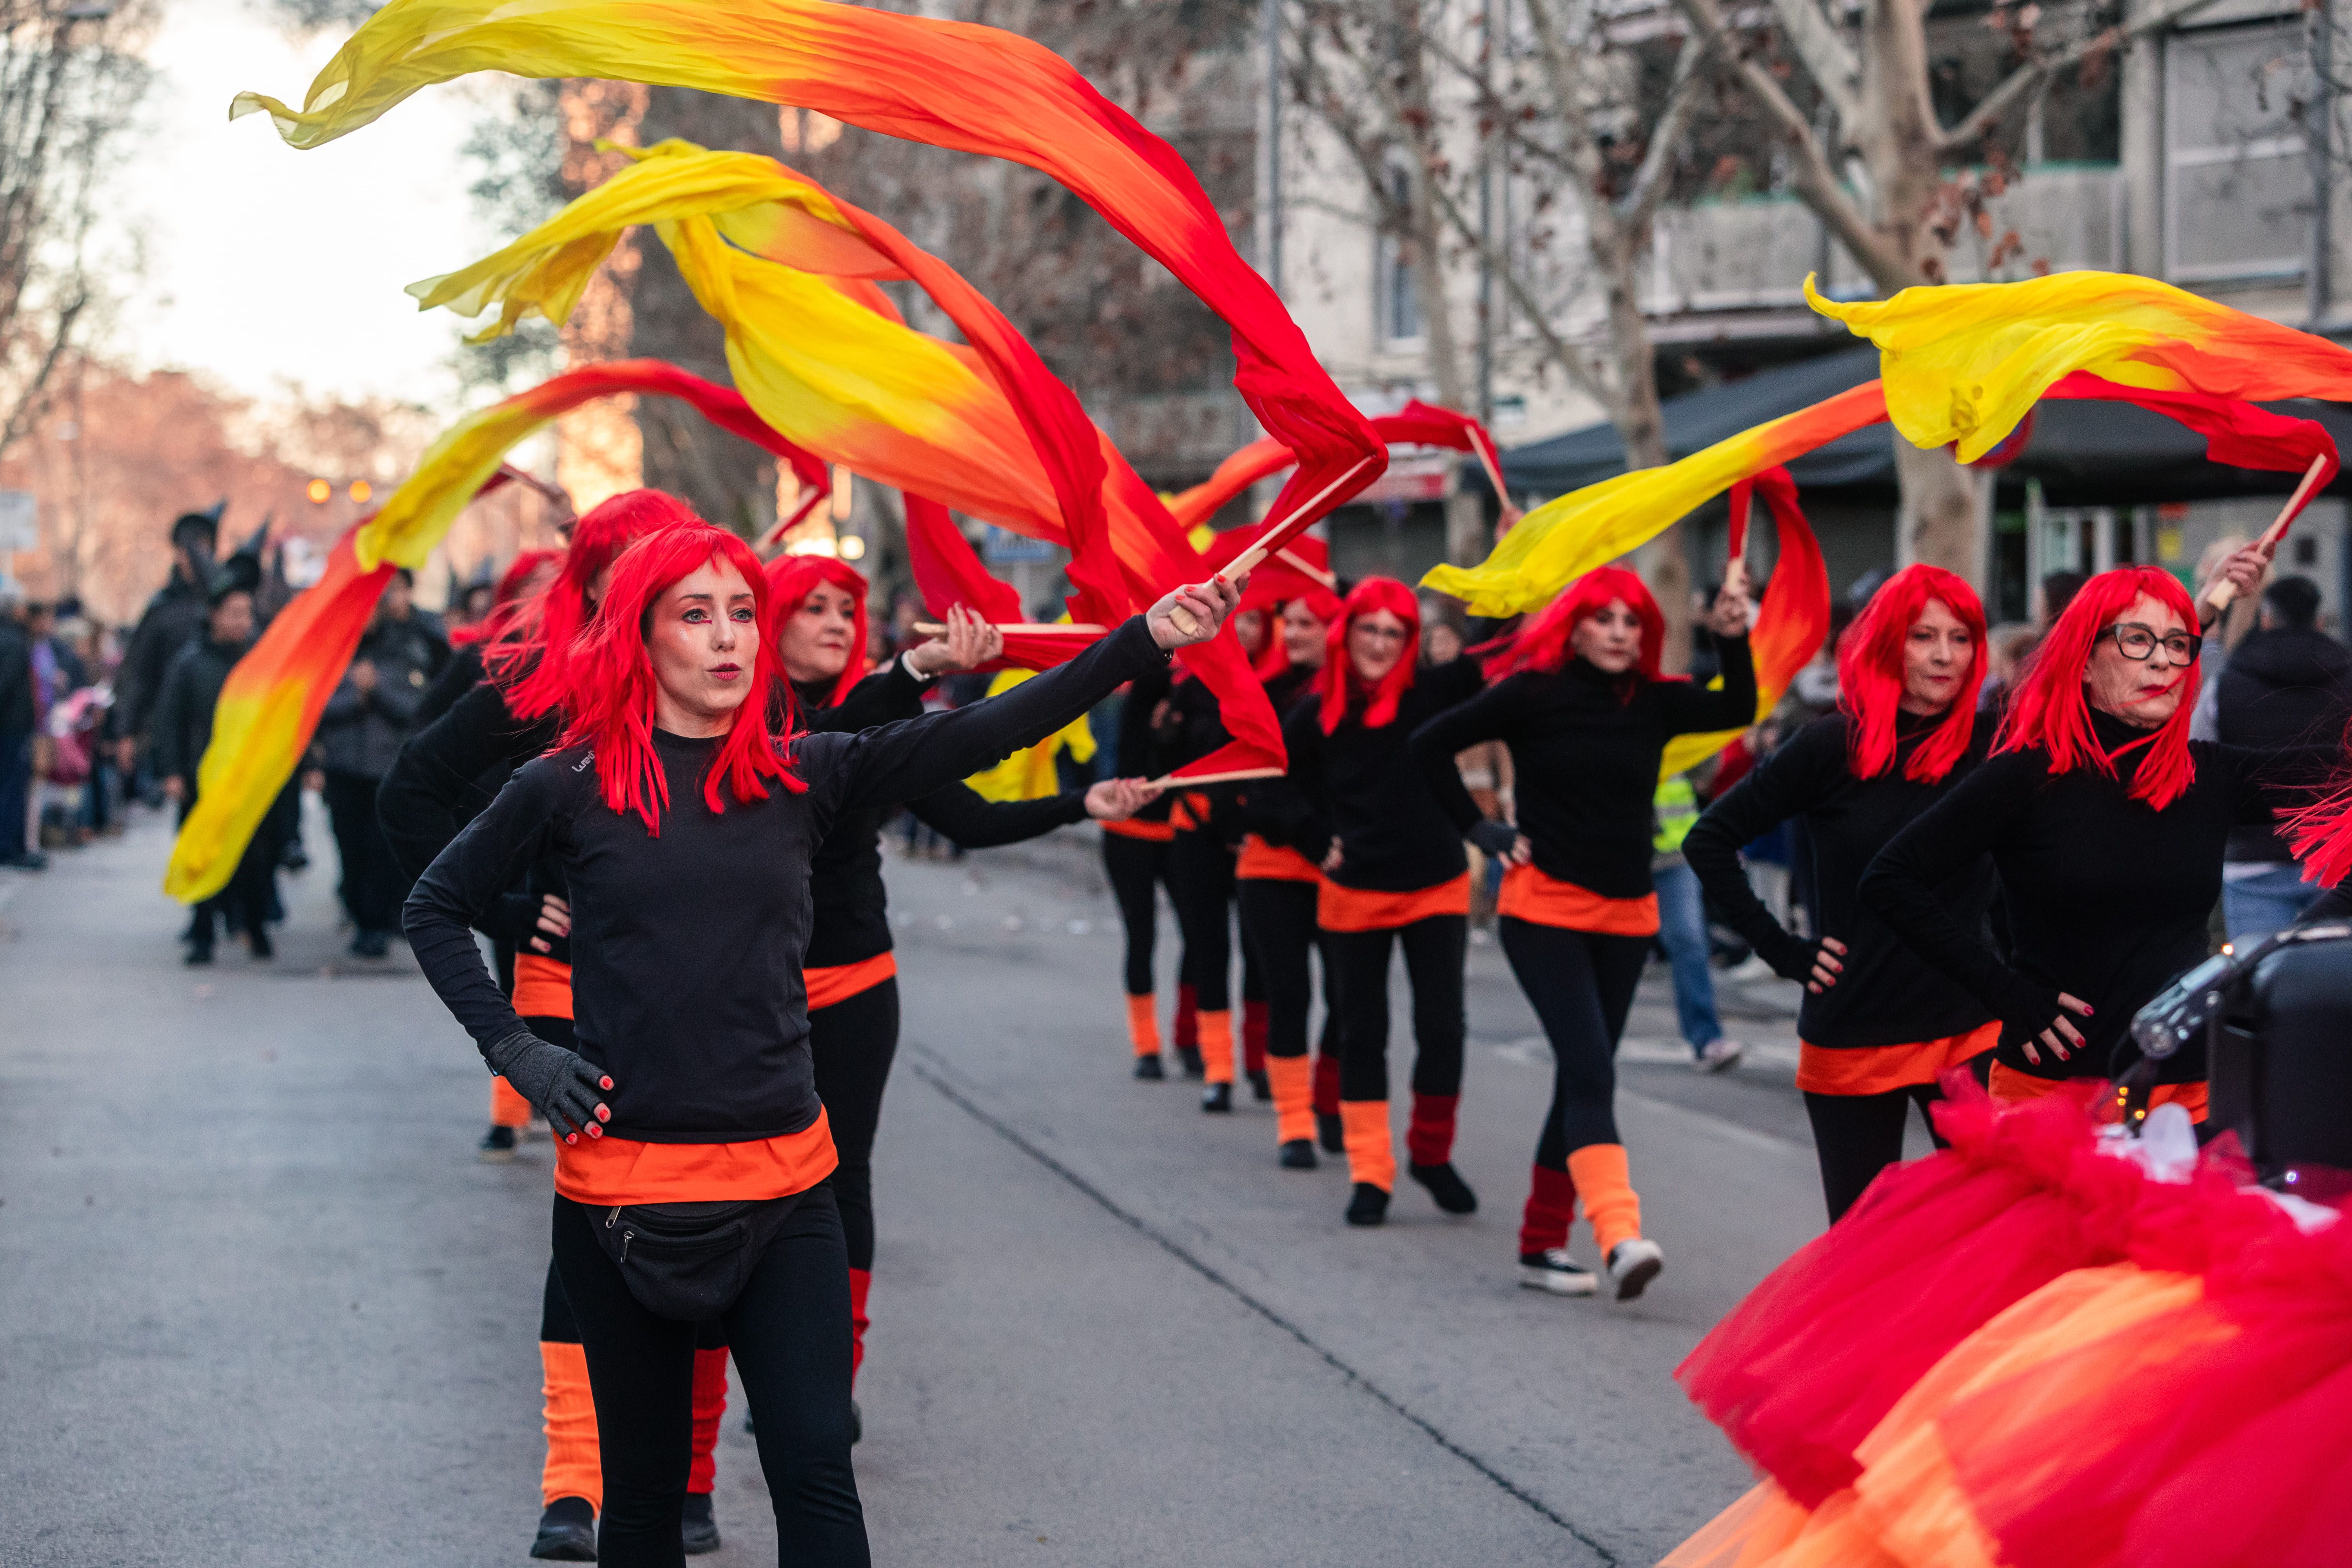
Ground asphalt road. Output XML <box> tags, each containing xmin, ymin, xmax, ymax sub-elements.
<box><xmin>0</xmin><ymin>806</ymin><xmax>1892</xmax><ymax>1567</ymax></box>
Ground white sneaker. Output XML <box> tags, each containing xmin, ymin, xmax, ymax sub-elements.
<box><xmin>1693</xmin><ymin>1039</ymin><xmax>1747</xmax><ymax>1074</ymax></box>
<box><xmin>1606</xmin><ymin>1238</ymin><xmax>1665</xmax><ymax>1300</ymax></box>
<box><xmin>1517</xmin><ymin>1248</ymin><xmax>1599</xmax><ymax>1296</ymax></box>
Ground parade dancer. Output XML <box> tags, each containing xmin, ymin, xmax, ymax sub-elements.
<box><xmin>1287</xmin><ymin>579</ymin><xmax>1486</xmax><ymax>1227</ymax></box>
<box><xmin>1412</xmin><ymin>568</ymin><xmax>1753</xmax><ymax>1299</ymax></box>
<box><xmin>1685</xmin><ymin>565</ymin><xmax>1998</xmax><ymax>1220</ymax></box>
<box><xmin>1864</xmin><ymin>557</ymin><xmax>2288</xmax><ymax>1121</ymax></box>
<box><xmin>405</xmin><ymin>514</ymin><xmax>1236</xmax><ymax>1568</ymax></box>
<box><xmin>1100</xmin><ymin>657</ymin><xmax>1187</xmax><ymax>1077</ymax></box>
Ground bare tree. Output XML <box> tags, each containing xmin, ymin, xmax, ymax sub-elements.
<box><xmin>0</xmin><ymin>0</ymin><xmax>152</xmax><ymax>461</ymax></box>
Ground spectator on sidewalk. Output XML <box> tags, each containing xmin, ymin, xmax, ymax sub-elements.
<box><xmin>2212</xmin><ymin>574</ymin><xmax>2352</xmax><ymax>937</ymax></box>
<box><xmin>116</xmin><ymin>510</ymin><xmax>223</xmax><ymax>796</ymax></box>
<box><xmin>1654</xmin><ymin>771</ymin><xmax>1746</xmax><ymax>1073</ymax></box>
<box><xmin>154</xmin><ymin>574</ymin><xmax>281</xmax><ymax>963</ymax></box>
<box><xmin>0</xmin><ymin>595</ymin><xmax>40</xmax><ymax>869</ymax></box>
<box><xmin>316</xmin><ymin>570</ymin><xmax>446</xmax><ymax>956</ymax></box>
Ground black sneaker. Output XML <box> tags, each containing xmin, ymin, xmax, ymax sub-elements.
<box><xmin>1345</xmin><ymin>1183</ymin><xmax>1390</xmax><ymax>1227</ymax></box>
<box><xmin>1316</xmin><ymin>1112</ymin><xmax>1345</xmax><ymax>1154</ymax></box>
<box><xmin>184</xmin><ymin>940</ymin><xmax>214</xmax><ymax>967</ymax></box>
<box><xmin>1606</xmin><ymin>1238</ymin><xmax>1666</xmax><ymax>1301</ymax></box>
<box><xmin>478</xmin><ymin>1125</ymin><xmax>518</xmax><ymax>1163</ymax></box>
<box><xmin>247</xmin><ymin>927</ymin><xmax>274</xmax><ymax>961</ymax></box>
<box><xmin>1408</xmin><ymin>1161</ymin><xmax>1478</xmax><ymax>1215</ymax></box>
<box><xmin>680</xmin><ymin>1492</ymin><xmax>720</xmax><ymax>1555</ymax></box>
<box><xmin>531</xmin><ymin>1496</ymin><xmax>597</xmax><ymax>1561</ymax></box>
<box><xmin>1517</xmin><ymin>1248</ymin><xmax>1599</xmax><ymax>1296</ymax></box>
<box><xmin>1201</xmin><ymin>1082</ymin><xmax>1233</xmax><ymax>1113</ymax></box>
<box><xmin>1132</xmin><ymin>1054</ymin><xmax>1165</xmax><ymax>1081</ymax></box>
<box><xmin>1247</xmin><ymin>1069</ymin><xmax>1272</xmax><ymax>1102</ymax></box>
<box><xmin>349</xmin><ymin>929</ymin><xmax>390</xmax><ymax>959</ymax></box>
<box><xmin>1278</xmin><ymin>1139</ymin><xmax>1318</xmax><ymax>1170</ymax></box>
<box><xmin>1176</xmin><ymin>1045</ymin><xmax>1205</xmax><ymax>1080</ymax></box>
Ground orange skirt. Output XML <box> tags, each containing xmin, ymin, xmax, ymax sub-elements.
<box><xmin>1495</xmin><ymin>862</ymin><xmax>1659</xmax><ymax>937</ymax></box>
<box><xmin>806</xmin><ymin>951</ymin><xmax>896</xmax><ymax>1012</ymax></box>
<box><xmin>554</xmin><ymin>1107</ymin><xmax>839</xmax><ymax>1205</ymax></box>
<box><xmin>1797</xmin><ymin>1021</ymin><xmax>1998</xmax><ymax>1096</ymax></box>
<box><xmin>1988</xmin><ymin>1061</ymin><xmax>2209</xmax><ymax>1123</ymax></box>
<box><xmin>1236</xmin><ymin>835</ymin><xmax>1321</xmax><ymax>883</ymax></box>
<box><xmin>512</xmin><ymin>953</ymin><xmax>574</xmax><ymax>1020</ymax></box>
<box><xmin>1318</xmin><ymin>872</ymin><xmax>1472</xmax><ymax>933</ymax></box>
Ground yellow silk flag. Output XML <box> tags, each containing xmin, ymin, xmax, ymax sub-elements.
<box><xmin>963</xmin><ymin>668</ymin><xmax>1098</xmax><ymax>802</ymax></box>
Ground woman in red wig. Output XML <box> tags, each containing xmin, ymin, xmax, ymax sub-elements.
<box><xmin>1287</xmin><ymin>577</ymin><xmax>1488</xmax><ymax>1226</ymax></box>
<box><xmin>762</xmin><ymin>552</ymin><xmax>1152</xmax><ymax>1411</ymax></box>
<box><xmin>1411</xmin><ymin>566</ymin><xmax>1754</xmax><ymax>1299</ymax></box>
<box><xmin>1863</xmin><ymin>557</ymin><xmax>2297</xmax><ymax>1120</ymax></box>
<box><xmin>404</xmin><ymin>514</ymin><xmax>1235</xmax><ymax>1568</ymax></box>
<box><xmin>1686</xmin><ymin>564</ymin><xmax>1999</xmax><ymax>1220</ymax></box>
<box><xmin>1232</xmin><ymin>588</ymin><xmax>1349</xmax><ymax>1165</ymax></box>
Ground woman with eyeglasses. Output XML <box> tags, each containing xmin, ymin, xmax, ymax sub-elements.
<box><xmin>1862</xmin><ymin>554</ymin><xmax>2304</xmax><ymax>1120</ymax></box>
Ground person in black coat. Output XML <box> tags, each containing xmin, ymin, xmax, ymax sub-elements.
<box><xmin>0</xmin><ymin>601</ymin><xmax>36</xmax><ymax>867</ymax></box>
<box><xmin>2212</xmin><ymin>574</ymin><xmax>2352</xmax><ymax>937</ymax></box>
<box><xmin>116</xmin><ymin>511</ymin><xmax>222</xmax><ymax>781</ymax></box>
<box><xmin>316</xmin><ymin>569</ymin><xmax>447</xmax><ymax>956</ymax></box>
<box><xmin>153</xmin><ymin>577</ymin><xmax>281</xmax><ymax>962</ymax></box>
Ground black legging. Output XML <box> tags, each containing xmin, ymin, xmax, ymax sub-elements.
<box><xmin>323</xmin><ymin>769</ymin><xmax>407</xmax><ymax>934</ymax></box>
<box><xmin>806</xmin><ymin>977</ymin><xmax>899</xmax><ymax>1274</ymax></box>
<box><xmin>550</xmin><ymin>1189</ymin><xmax>864</xmax><ymax>1568</ymax></box>
<box><xmin>1165</xmin><ymin>827</ymin><xmax>1236</xmax><ymax>1011</ymax></box>
<box><xmin>1327</xmin><ymin>915</ymin><xmax>1466</xmax><ymax>1102</ymax></box>
<box><xmin>1804</xmin><ymin>1083</ymin><xmax>1953</xmax><ymax>1222</ymax></box>
<box><xmin>1235</xmin><ymin>878</ymin><xmax>1338</xmax><ymax>1060</ymax></box>
<box><xmin>1498</xmin><ymin>918</ymin><xmax>1649</xmax><ymax>1162</ymax></box>
<box><xmin>1101</xmin><ymin>833</ymin><xmax>1175</xmax><ymax>996</ymax></box>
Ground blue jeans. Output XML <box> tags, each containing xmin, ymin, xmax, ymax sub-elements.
<box><xmin>2221</xmin><ymin>862</ymin><xmax>2318</xmax><ymax>940</ymax></box>
<box><xmin>1653</xmin><ymin>860</ymin><xmax>1722</xmax><ymax>1051</ymax></box>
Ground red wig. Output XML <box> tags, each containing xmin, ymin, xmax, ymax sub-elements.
<box><xmin>1316</xmin><ymin>577</ymin><xmax>1421</xmax><ymax>734</ymax></box>
<box><xmin>1480</xmin><ymin>565</ymin><xmax>1668</xmax><ymax>686</ymax></box>
<box><xmin>1256</xmin><ymin>587</ymin><xmax>1344</xmax><ymax>681</ymax></box>
<box><xmin>763</xmin><ymin>554</ymin><xmax>870</xmax><ymax>711</ymax></box>
<box><xmin>1837</xmin><ymin>564</ymin><xmax>1988</xmax><ymax>783</ymax></box>
<box><xmin>556</xmin><ymin>522</ymin><xmax>805</xmax><ymax>835</ymax></box>
<box><xmin>1994</xmin><ymin>564</ymin><xmax>2200</xmax><ymax>810</ymax></box>
<box><xmin>451</xmin><ymin>548</ymin><xmax>563</xmax><ymax>647</ymax></box>
<box><xmin>490</xmin><ymin>490</ymin><xmax>699</xmax><ymax>721</ymax></box>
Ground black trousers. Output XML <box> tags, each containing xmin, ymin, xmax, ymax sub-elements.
<box><xmin>551</xmin><ymin>1189</ymin><xmax>865</xmax><ymax>1568</ymax></box>
<box><xmin>1101</xmin><ymin>833</ymin><xmax>1176</xmax><ymax>996</ymax></box>
<box><xmin>806</xmin><ymin>977</ymin><xmax>899</xmax><ymax>1275</ymax></box>
<box><xmin>1327</xmin><ymin>915</ymin><xmax>1466</xmax><ymax>1102</ymax></box>
<box><xmin>1235</xmin><ymin>878</ymin><xmax>1338</xmax><ymax>1060</ymax></box>
<box><xmin>176</xmin><ymin>793</ymin><xmax>279</xmax><ymax>940</ymax></box>
<box><xmin>1165</xmin><ymin>827</ymin><xmax>1237</xmax><ymax>1011</ymax></box>
<box><xmin>1499</xmin><ymin>917</ymin><xmax>1650</xmax><ymax>1162</ymax></box>
<box><xmin>323</xmin><ymin>769</ymin><xmax>407</xmax><ymax>934</ymax></box>
<box><xmin>1804</xmin><ymin>1083</ymin><xmax>1952</xmax><ymax>1222</ymax></box>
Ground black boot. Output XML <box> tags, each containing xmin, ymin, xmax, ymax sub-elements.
<box><xmin>478</xmin><ymin>1125</ymin><xmax>518</xmax><ymax>1163</ymax></box>
<box><xmin>1247</xmin><ymin>1069</ymin><xmax>1272</xmax><ymax>1102</ymax></box>
<box><xmin>1176</xmin><ymin>1045</ymin><xmax>1205</xmax><ymax>1080</ymax></box>
<box><xmin>679</xmin><ymin>1492</ymin><xmax>720</xmax><ymax>1555</ymax></box>
<box><xmin>247</xmin><ymin>926</ymin><xmax>274</xmax><ymax>961</ymax></box>
<box><xmin>530</xmin><ymin>1496</ymin><xmax>597</xmax><ymax>1561</ymax></box>
<box><xmin>1132</xmin><ymin>1054</ymin><xmax>1165</xmax><ymax>1081</ymax></box>
<box><xmin>1345</xmin><ymin>1183</ymin><xmax>1390</xmax><ymax>1227</ymax></box>
<box><xmin>1316</xmin><ymin>1111</ymin><xmax>1345</xmax><ymax>1154</ymax></box>
<box><xmin>1408</xmin><ymin>1161</ymin><xmax>1479</xmax><ymax>1215</ymax></box>
<box><xmin>1201</xmin><ymin>1082</ymin><xmax>1233</xmax><ymax>1113</ymax></box>
<box><xmin>1279</xmin><ymin>1138</ymin><xmax>1318</xmax><ymax>1169</ymax></box>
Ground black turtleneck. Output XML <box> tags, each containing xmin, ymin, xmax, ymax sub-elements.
<box><xmin>1686</xmin><ymin>708</ymin><xmax>1994</xmax><ymax>1050</ymax></box>
<box><xmin>1408</xmin><ymin>638</ymin><xmax>1755</xmax><ymax>899</ymax></box>
<box><xmin>1861</xmin><ymin>706</ymin><xmax>2324</xmax><ymax>1083</ymax></box>
<box><xmin>1283</xmin><ymin>658</ymin><xmax>1486</xmax><ymax>891</ymax></box>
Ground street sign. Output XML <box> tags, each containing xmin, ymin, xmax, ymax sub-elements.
<box><xmin>0</xmin><ymin>490</ymin><xmax>37</xmax><ymax>553</ymax></box>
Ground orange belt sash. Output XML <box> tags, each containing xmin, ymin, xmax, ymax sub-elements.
<box><xmin>1237</xmin><ymin>835</ymin><xmax>1321</xmax><ymax>883</ymax></box>
<box><xmin>1797</xmin><ymin>1020</ymin><xmax>1998</xmax><ymax>1096</ymax></box>
<box><xmin>1496</xmin><ymin>862</ymin><xmax>1659</xmax><ymax>937</ymax></box>
<box><xmin>1318</xmin><ymin>871</ymin><xmax>1472</xmax><ymax>932</ymax></box>
<box><xmin>512</xmin><ymin>953</ymin><xmax>574</xmax><ymax>1020</ymax></box>
<box><xmin>805</xmin><ymin>951</ymin><xmax>896</xmax><ymax>1012</ymax></box>
<box><xmin>1102</xmin><ymin>816</ymin><xmax>1176</xmax><ymax>842</ymax></box>
<box><xmin>554</xmin><ymin>1107</ymin><xmax>839</xmax><ymax>1205</ymax></box>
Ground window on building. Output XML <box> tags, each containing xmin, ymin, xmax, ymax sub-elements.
<box><xmin>2165</xmin><ymin>21</ymin><xmax>2315</xmax><ymax>283</ymax></box>
<box><xmin>1377</xmin><ymin>165</ymin><xmax>1425</xmax><ymax>346</ymax></box>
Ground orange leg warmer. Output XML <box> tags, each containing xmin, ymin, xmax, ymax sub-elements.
<box><xmin>539</xmin><ymin>1340</ymin><xmax>601</xmax><ymax>1511</ymax></box>
<box><xmin>1197</xmin><ymin>1009</ymin><xmax>1236</xmax><ymax>1085</ymax></box>
<box><xmin>1266</xmin><ymin>1055</ymin><xmax>1315</xmax><ymax>1145</ymax></box>
<box><xmin>1567</xmin><ymin>1143</ymin><xmax>1642</xmax><ymax>1259</ymax></box>
<box><xmin>1124</xmin><ymin>993</ymin><xmax>1161</xmax><ymax>1057</ymax></box>
<box><xmin>687</xmin><ymin>1346</ymin><xmax>728</xmax><ymax>1495</ymax></box>
<box><xmin>490</xmin><ymin>1074</ymin><xmax>532</xmax><ymax>1129</ymax></box>
<box><xmin>1340</xmin><ymin>1100</ymin><xmax>1396</xmax><ymax>1192</ymax></box>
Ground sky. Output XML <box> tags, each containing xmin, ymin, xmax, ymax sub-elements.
<box><xmin>110</xmin><ymin>0</ymin><xmax>503</xmax><ymax>410</ymax></box>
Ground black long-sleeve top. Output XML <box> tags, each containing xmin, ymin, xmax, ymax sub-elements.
<box><xmin>1408</xmin><ymin>638</ymin><xmax>1756</xmax><ymax>899</ymax></box>
<box><xmin>1284</xmin><ymin>658</ymin><xmax>1486</xmax><ymax>891</ymax></box>
<box><xmin>414</xmin><ymin>641</ymin><xmax>488</xmax><ymax>729</ymax></box>
<box><xmin>403</xmin><ymin>617</ymin><xmax>1167</xmax><ymax>1143</ymax></box>
<box><xmin>1860</xmin><ymin>707</ymin><xmax>2318</xmax><ymax>1084</ymax></box>
<box><xmin>792</xmin><ymin>667</ymin><xmax>1089</xmax><ymax>970</ymax></box>
<box><xmin>1111</xmin><ymin>662</ymin><xmax>1176</xmax><ymax>825</ymax></box>
<box><xmin>1232</xmin><ymin>661</ymin><xmax>1327</xmax><ymax>850</ymax></box>
<box><xmin>151</xmin><ymin>635</ymin><xmax>249</xmax><ymax>788</ymax></box>
<box><xmin>1686</xmin><ymin>710</ymin><xmax>1995</xmax><ymax>1050</ymax></box>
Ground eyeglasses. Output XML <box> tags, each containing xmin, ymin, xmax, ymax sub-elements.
<box><xmin>2106</xmin><ymin>622</ymin><xmax>2202</xmax><ymax>664</ymax></box>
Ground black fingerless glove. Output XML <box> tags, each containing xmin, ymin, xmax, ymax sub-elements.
<box><xmin>483</xmin><ymin>1030</ymin><xmax>609</xmax><ymax>1138</ymax></box>
<box><xmin>1755</xmin><ymin>930</ymin><xmax>1822</xmax><ymax>986</ymax></box>
<box><xmin>1991</xmin><ymin>976</ymin><xmax>2068</xmax><ymax>1054</ymax></box>
<box><xmin>1467</xmin><ymin>819</ymin><xmax>1520</xmax><ymax>859</ymax></box>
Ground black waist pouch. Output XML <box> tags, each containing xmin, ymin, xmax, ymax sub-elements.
<box><xmin>592</xmin><ymin>1194</ymin><xmax>802</xmax><ymax>1321</ymax></box>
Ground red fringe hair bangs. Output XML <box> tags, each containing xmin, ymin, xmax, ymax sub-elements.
<box><xmin>1995</xmin><ymin>564</ymin><xmax>2200</xmax><ymax>810</ymax></box>
<box><xmin>1838</xmin><ymin>564</ymin><xmax>1987</xmax><ymax>783</ymax></box>
<box><xmin>1481</xmin><ymin>565</ymin><xmax>1668</xmax><ymax>686</ymax></box>
<box><xmin>1317</xmin><ymin>577</ymin><xmax>1421</xmax><ymax>733</ymax></box>
<box><xmin>763</xmin><ymin>554</ymin><xmax>870</xmax><ymax>710</ymax></box>
<box><xmin>1259</xmin><ymin>588</ymin><xmax>1344</xmax><ymax>680</ymax></box>
<box><xmin>557</xmin><ymin>521</ymin><xmax>806</xmax><ymax>835</ymax></box>
<box><xmin>490</xmin><ymin>489</ymin><xmax>699</xmax><ymax>722</ymax></box>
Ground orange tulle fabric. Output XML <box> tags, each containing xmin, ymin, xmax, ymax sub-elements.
<box><xmin>554</xmin><ymin>1109</ymin><xmax>837</xmax><ymax>1205</ymax></box>
<box><xmin>1496</xmin><ymin>863</ymin><xmax>1660</xmax><ymax>936</ymax></box>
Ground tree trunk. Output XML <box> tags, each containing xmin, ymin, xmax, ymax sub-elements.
<box><xmin>1893</xmin><ymin>439</ymin><xmax>1983</xmax><ymax>578</ymax></box>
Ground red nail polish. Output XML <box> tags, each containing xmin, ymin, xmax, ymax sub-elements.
<box><xmin>566</xmin><ymin>1133</ymin><xmax>577</xmax><ymax>1144</ymax></box>
<box><xmin>587</xmin><ymin>1125</ymin><xmax>601</xmax><ymax>1138</ymax></box>
<box><xmin>600</xmin><ymin>1076</ymin><xmax>613</xmax><ymax>1089</ymax></box>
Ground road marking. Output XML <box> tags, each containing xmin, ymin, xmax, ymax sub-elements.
<box><xmin>906</xmin><ymin>1043</ymin><xmax>1622</xmax><ymax>1567</ymax></box>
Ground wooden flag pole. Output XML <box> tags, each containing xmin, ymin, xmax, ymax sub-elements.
<box><xmin>912</xmin><ymin>621</ymin><xmax>1107</xmax><ymax>636</ymax></box>
<box><xmin>1143</xmin><ymin>766</ymin><xmax>1286</xmax><ymax>789</ymax></box>
<box><xmin>1274</xmin><ymin>546</ymin><xmax>1339</xmax><ymax>589</ymax></box>
<box><xmin>1168</xmin><ymin>455</ymin><xmax>1378</xmax><ymax>636</ymax></box>
<box><xmin>2205</xmin><ymin>454</ymin><xmax>2330</xmax><ymax>616</ymax></box>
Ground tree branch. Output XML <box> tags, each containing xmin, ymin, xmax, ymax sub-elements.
<box><xmin>1936</xmin><ymin>0</ymin><xmax>2226</xmax><ymax>152</ymax></box>
<box><xmin>1622</xmin><ymin>28</ymin><xmax>1715</xmax><ymax>232</ymax></box>
<box><xmin>1767</xmin><ymin>0</ymin><xmax>1862</xmax><ymax>126</ymax></box>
